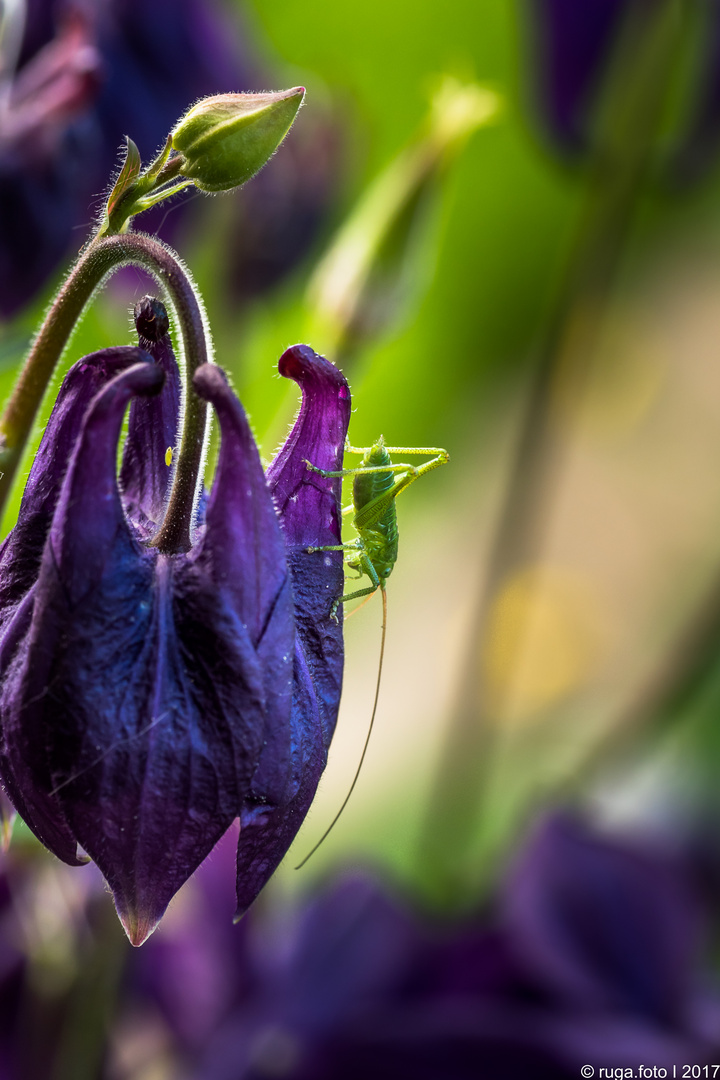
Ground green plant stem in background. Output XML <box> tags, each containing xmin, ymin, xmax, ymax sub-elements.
<box><xmin>51</xmin><ymin>907</ymin><xmax>128</xmax><ymax>1080</ymax></box>
<box><xmin>416</xmin><ymin>0</ymin><xmax>683</xmax><ymax>904</ymax></box>
<box><xmin>569</xmin><ymin>567</ymin><xmax>720</xmax><ymax>798</ymax></box>
<box><xmin>0</xmin><ymin>232</ymin><xmax>212</xmax><ymax>552</ymax></box>
<box><xmin>306</xmin><ymin>77</ymin><xmax>500</xmax><ymax>367</ymax></box>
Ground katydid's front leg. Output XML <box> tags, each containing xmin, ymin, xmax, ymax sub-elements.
<box><xmin>304</xmin><ymin>460</ymin><xmax>419</xmax><ymax>480</ymax></box>
<box><xmin>305</xmin><ymin>539</ymin><xmax>363</xmax><ymax>560</ymax></box>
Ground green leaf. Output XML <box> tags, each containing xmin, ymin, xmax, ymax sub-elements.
<box><xmin>106</xmin><ymin>137</ymin><xmax>142</xmax><ymax>218</ymax></box>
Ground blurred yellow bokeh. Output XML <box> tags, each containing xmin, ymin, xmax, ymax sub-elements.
<box><xmin>482</xmin><ymin>564</ymin><xmax>608</xmax><ymax>724</ymax></box>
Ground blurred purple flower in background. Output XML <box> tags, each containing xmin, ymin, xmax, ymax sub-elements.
<box><xmin>525</xmin><ymin>0</ymin><xmax>628</xmax><ymax>155</ymax></box>
<box><xmin>525</xmin><ymin>0</ymin><xmax>720</xmax><ymax>183</ymax></box>
<box><xmin>0</xmin><ymin>296</ymin><xmax>351</xmax><ymax>944</ymax></box>
<box><xmin>0</xmin><ymin>4</ymin><xmax>102</xmax><ymax>317</ymax></box>
<box><xmin>114</xmin><ymin>811</ymin><xmax>720</xmax><ymax>1077</ymax></box>
<box><xmin>492</xmin><ymin>814</ymin><xmax>720</xmax><ymax>1071</ymax></box>
<box><xmin>0</xmin><ymin>0</ymin><xmax>339</xmax><ymax>317</ymax></box>
<box><xmin>524</xmin><ymin>0</ymin><xmax>630</xmax><ymax>156</ymax></box>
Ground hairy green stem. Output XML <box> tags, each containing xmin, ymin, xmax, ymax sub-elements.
<box><xmin>0</xmin><ymin>232</ymin><xmax>211</xmax><ymax>552</ymax></box>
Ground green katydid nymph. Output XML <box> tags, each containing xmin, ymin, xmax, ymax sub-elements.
<box><xmin>295</xmin><ymin>436</ymin><xmax>449</xmax><ymax>867</ymax></box>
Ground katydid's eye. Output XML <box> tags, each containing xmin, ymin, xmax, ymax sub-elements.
<box><xmin>165</xmin><ymin>447</ymin><xmax>173</xmax><ymax>467</ymax></box>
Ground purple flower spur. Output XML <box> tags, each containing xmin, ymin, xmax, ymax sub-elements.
<box><xmin>0</xmin><ymin>297</ymin><xmax>350</xmax><ymax>944</ymax></box>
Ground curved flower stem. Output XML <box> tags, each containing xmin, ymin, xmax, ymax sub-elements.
<box><xmin>0</xmin><ymin>232</ymin><xmax>212</xmax><ymax>552</ymax></box>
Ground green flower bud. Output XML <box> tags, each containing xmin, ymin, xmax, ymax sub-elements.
<box><xmin>171</xmin><ymin>88</ymin><xmax>305</xmax><ymax>192</ymax></box>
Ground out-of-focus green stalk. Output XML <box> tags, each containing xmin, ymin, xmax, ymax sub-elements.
<box><xmin>49</xmin><ymin>904</ymin><xmax>129</xmax><ymax>1080</ymax></box>
<box><xmin>307</xmin><ymin>77</ymin><xmax>500</xmax><ymax>366</ymax></box>
<box><xmin>417</xmin><ymin>0</ymin><xmax>683</xmax><ymax>904</ymax></box>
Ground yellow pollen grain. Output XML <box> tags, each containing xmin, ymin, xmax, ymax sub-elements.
<box><xmin>165</xmin><ymin>447</ymin><xmax>173</xmax><ymax>467</ymax></box>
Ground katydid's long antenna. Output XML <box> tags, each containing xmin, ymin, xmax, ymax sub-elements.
<box><xmin>295</xmin><ymin>586</ymin><xmax>387</xmax><ymax>870</ymax></box>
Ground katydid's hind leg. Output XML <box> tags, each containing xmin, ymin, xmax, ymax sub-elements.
<box><xmin>352</xmin><ymin>465</ymin><xmax>431</xmax><ymax>532</ymax></box>
<box><xmin>379</xmin><ymin>446</ymin><xmax>450</xmax><ymax>480</ymax></box>
<box><xmin>331</xmin><ymin>549</ymin><xmax>381</xmax><ymax>619</ymax></box>
<box><xmin>352</xmin><ymin>449</ymin><xmax>450</xmax><ymax>531</ymax></box>
<box><xmin>331</xmin><ymin>581</ymin><xmax>379</xmax><ymax>620</ymax></box>
<box><xmin>308</xmin><ymin>461</ymin><xmax>425</xmax><ymax>541</ymax></box>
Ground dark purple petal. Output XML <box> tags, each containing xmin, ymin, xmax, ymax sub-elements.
<box><xmin>126</xmin><ymin>823</ymin><xmax>251</xmax><ymax>1050</ymax></box>
<box><xmin>193</xmin><ymin>364</ymin><xmax>298</xmax><ymax>919</ymax></box>
<box><xmin>233</xmin><ymin>704</ymin><xmax>325</xmax><ymax>920</ymax></box>
<box><xmin>0</xmin><ymin>347</ymin><xmax>151</xmax><ymax>628</ymax></box>
<box><xmin>35</xmin><ymin>365</ymin><xmax>253</xmax><ymax>940</ymax></box>
<box><xmin>267</xmin><ymin>344</ymin><xmax>350</xmax><ymax>552</ymax></box>
<box><xmin>193</xmin><ymin>364</ymin><xmax>292</xmax><ymax>651</ymax></box>
<box><xmin>193</xmin><ymin>363</ymin><xmax>295</xmax><ymax>806</ymax></box>
<box><xmin>0</xmin><ymin>348</ymin><xmax>152</xmax><ymax>865</ymax></box>
<box><xmin>269</xmin><ymin>344</ymin><xmax>350</xmax><ymax>749</ymax></box>
<box><xmin>120</xmin><ymin>297</ymin><xmax>182</xmax><ymax>535</ymax></box>
<box><xmin>0</xmin><ymin>590</ymin><xmax>86</xmax><ymax>867</ymax></box>
<box><xmin>229</xmin><ymin>346</ymin><xmax>350</xmax><ymax>918</ymax></box>
<box><xmin>0</xmin><ymin>361</ymin><xmax>163</xmax><ymax>875</ymax></box>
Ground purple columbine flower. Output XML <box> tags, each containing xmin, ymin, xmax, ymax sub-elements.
<box><xmin>0</xmin><ymin>297</ymin><xmax>350</xmax><ymax>944</ymax></box>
